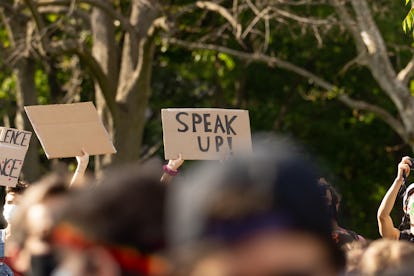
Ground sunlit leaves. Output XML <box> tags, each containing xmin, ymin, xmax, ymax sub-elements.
<box><xmin>34</xmin><ymin>69</ymin><xmax>50</xmax><ymax>105</ymax></box>
<box><xmin>403</xmin><ymin>8</ymin><xmax>414</xmax><ymax>34</ymax></box>
<box><xmin>0</xmin><ymin>76</ymin><xmax>15</xmax><ymax>99</ymax></box>
<box><xmin>0</xmin><ymin>23</ymin><xmax>10</xmax><ymax>48</ymax></box>
<box><xmin>218</xmin><ymin>53</ymin><xmax>235</xmax><ymax>70</ymax></box>
<box><xmin>402</xmin><ymin>0</ymin><xmax>414</xmax><ymax>36</ymax></box>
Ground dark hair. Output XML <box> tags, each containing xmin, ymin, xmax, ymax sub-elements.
<box><xmin>318</xmin><ymin>178</ymin><xmax>340</xmax><ymax>221</ymax></box>
<box><xmin>204</xmin><ymin>160</ymin><xmax>331</xmax><ymax>239</ymax></box>
<box><xmin>59</xmin><ymin>164</ymin><xmax>166</xmax><ymax>254</ymax></box>
<box><xmin>6</xmin><ymin>180</ymin><xmax>29</xmax><ymax>195</ymax></box>
<box><xmin>399</xmin><ymin>188</ymin><xmax>414</xmax><ymax>230</ymax></box>
<box><xmin>168</xmin><ymin>136</ymin><xmax>346</xmax><ymax>271</ymax></box>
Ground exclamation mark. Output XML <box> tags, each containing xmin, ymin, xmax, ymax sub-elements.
<box><xmin>227</xmin><ymin>137</ymin><xmax>233</xmax><ymax>155</ymax></box>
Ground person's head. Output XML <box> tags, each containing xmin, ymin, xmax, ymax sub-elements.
<box><xmin>318</xmin><ymin>178</ymin><xmax>340</xmax><ymax>222</ymax></box>
<box><xmin>404</xmin><ymin>184</ymin><xmax>414</xmax><ymax>215</ymax></box>
<box><xmin>3</xmin><ymin>180</ymin><xmax>29</xmax><ymax>225</ymax></box>
<box><xmin>9</xmin><ymin>173</ymin><xmax>71</xmax><ymax>275</ymax></box>
<box><xmin>356</xmin><ymin>239</ymin><xmax>414</xmax><ymax>275</ymax></box>
<box><xmin>169</xmin><ymin>242</ymin><xmax>231</xmax><ymax>276</ymax></box>
<box><xmin>400</xmin><ymin>183</ymin><xmax>414</xmax><ymax>230</ymax></box>
<box><xmin>168</xmin><ymin>136</ymin><xmax>345</xmax><ymax>276</ymax></box>
<box><xmin>52</xmin><ymin>163</ymin><xmax>169</xmax><ymax>276</ymax></box>
<box><xmin>344</xmin><ymin>240</ymin><xmax>370</xmax><ymax>275</ymax></box>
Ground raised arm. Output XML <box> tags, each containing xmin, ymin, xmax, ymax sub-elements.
<box><xmin>70</xmin><ymin>150</ymin><xmax>90</xmax><ymax>187</ymax></box>
<box><xmin>160</xmin><ymin>154</ymin><xmax>184</xmax><ymax>184</ymax></box>
<box><xmin>377</xmin><ymin>156</ymin><xmax>412</xmax><ymax>239</ymax></box>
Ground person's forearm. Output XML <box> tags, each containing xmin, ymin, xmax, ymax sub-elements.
<box><xmin>378</xmin><ymin>177</ymin><xmax>404</xmax><ymax>219</ymax></box>
<box><xmin>160</xmin><ymin>173</ymin><xmax>173</xmax><ymax>184</ymax></box>
<box><xmin>160</xmin><ymin>154</ymin><xmax>183</xmax><ymax>184</ymax></box>
<box><xmin>70</xmin><ymin>165</ymin><xmax>87</xmax><ymax>187</ymax></box>
<box><xmin>70</xmin><ymin>151</ymin><xmax>89</xmax><ymax>187</ymax></box>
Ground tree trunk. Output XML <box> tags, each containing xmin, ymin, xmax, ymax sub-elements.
<box><xmin>90</xmin><ymin>1</ymin><xmax>118</xmax><ymax>172</ymax></box>
<box><xmin>2</xmin><ymin>5</ymin><xmax>41</xmax><ymax>182</ymax></box>
<box><xmin>110</xmin><ymin>0</ymin><xmax>159</xmax><ymax>165</ymax></box>
<box><xmin>14</xmin><ymin>58</ymin><xmax>41</xmax><ymax>182</ymax></box>
<box><xmin>112</xmin><ymin>38</ymin><xmax>156</xmax><ymax>164</ymax></box>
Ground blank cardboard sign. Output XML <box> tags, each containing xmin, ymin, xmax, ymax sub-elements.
<box><xmin>25</xmin><ymin>102</ymin><xmax>116</xmax><ymax>159</ymax></box>
<box><xmin>0</xmin><ymin>127</ymin><xmax>32</xmax><ymax>187</ymax></box>
<box><xmin>161</xmin><ymin>108</ymin><xmax>252</xmax><ymax>160</ymax></box>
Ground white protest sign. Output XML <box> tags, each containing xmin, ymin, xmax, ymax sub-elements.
<box><xmin>25</xmin><ymin>102</ymin><xmax>116</xmax><ymax>159</ymax></box>
<box><xmin>0</xmin><ymin>127</ymin><xmax>32</xmax><ymax>187</ymax></box>
<box><xmin>161</xmin><ymin>108</ymin><xmax>252</xmax><ymax>160</ymax></box>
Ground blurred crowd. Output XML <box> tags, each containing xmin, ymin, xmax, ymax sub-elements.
<box><xmin>1</xmin><ymin>135</ymin><xmax>414</xmax><ymax>276</ymax></box>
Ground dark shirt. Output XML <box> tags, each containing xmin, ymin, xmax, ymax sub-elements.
<box><xmin>399</xmin><ymin>229</ymin><xmax>414</xmax><ymax>242</ymax></box>
<box><xmin>332</xmin><ymin>226</ymin><xmax>365</xmax><ymax>247</ymax></box>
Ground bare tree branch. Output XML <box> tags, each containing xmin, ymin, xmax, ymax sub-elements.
<box><xmin>338</xmin><ymin>94</ymin><xmax>407</xmax><ymax>141</ymax></box>
<box><xmin>167</xmin><ymin>37</ymin><xmax>408</xmax><ymax>141</ymax></box>
<box><xmin>273</xmin><ymin>8</ymin><xmax>333</xmax><ymax>25</ymax></box>
<box><xmin>245</xmin><ymin>0</ymin><xmax>260</xmax><ymax>15</ymax></box>
<box><xmin>196</xmin><ymin>1</ymin><xmax>242</xmax><ymax>38</ymax></box>
<box><xmin>331</xmin><ymin>0</ymin><xmax>414</xmax><ymax>139</ymax></box>
<box><xmin>276</xmin><ymin>0</ymin><xmax>329</xmax><ymax>5</ymax></box>
<box><xmin>48</xmin><ymin>40</ymin><xmax>117</xmax><ymax>114</ymax></box>
<box><xmin>0</xmin><ymin>2</ymin><xmax>17</xmax><ymax>15</ymax></box>
<box><xmin>398</xmin><ymin>56</ymin><xmax>414</xmax><ymax>85</ymax></box>
<box><xmin>38</xmin><ymin>6</ymin><xmax>90</xmax><ymax>24</ymax></box>
<box><xmin>166</xmin><ymin>38</ymin><xmax>335</xmax><ymax>91</ymax></box>
<box><xmin>61</xmin><ymin>56</ymin><xmax>83</xmax><ymax>103</ymax></box>
<box><xmin>36</xmin><ymin>0</ymin><xmax>137</xmax><ymax>38</ymax></box>
<box><xmin>330</xmin><ymin>0</ymin><xmax>366</xmax><ymax>53</ymax></box>
<box><xmin>22</xmin><ymin>0</ymin><xmax>49</xmax><ymax>55</ymax></box>
<box><xmin>242</xmin><ymin>6</ymin><xmax>270</xmax><ymax>39</ymax></box>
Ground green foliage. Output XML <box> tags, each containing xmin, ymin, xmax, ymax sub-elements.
<box><xmin>35</xmin><ymin>69</ymin><xmax>50</xmax><ymax>105</ymax></box>
<box><xmin>146</xmin><ymin>1</ymin><xmax>414</xmax><ymax>240</ymax></box>
<box><xmin>403</xmin><ymin>0</ymin><xmax>414</xmax><ymax>35</ymax></box>
<box><xmin>0</xmin><ymin>76</ymin><xmax>15</xmax><ymax>99</ymax></box>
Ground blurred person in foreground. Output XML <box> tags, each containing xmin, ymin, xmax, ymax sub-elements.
<box><xmin>51</xmin><ymin>163</ymin><xmax>169</xmax><ymax>276</ymax></box>
<box><xmin>318</xmin><ymin>178</ymin><xmax>365</xmax><ymax>249</ymax></box>
<box><xmin>1</xmin><ymin>181</ymin><xmax>30</xmax><ymax>276</ymax></box>
<box><xmin>344</xmin><ymin>241</ymin><xmax>370</xmax><ymax>275</ymax></box>
<box><xmin>3</xmin><ymin>150</ymin><xmax>88</xmax><ymax>244</ymax></box>
<box><xmin>352</xmin><ymin>239</ymin><xmax>414</xmax><ymax>276</ymax></box>
<box><xmin>378</xmin><ymin>156</ymin><xmax>414</xmax><ymax>241</ymax></box>
<box><xmin>4</xmin><ymin>151</ymin><xmax>89</xmax><ymax>276</ymax></box>
<box><xmin>3</xmin><ymin>182</ymin><xmax>30</xmax><ymax>242</ymax></box>
<box><xmin>8</xmin><ymin>173</ymin><xmax>73</xmax><ymax>276</ymax></box>
<box><xmin>167</xmin><ymin>136</ymin><xmax>346</xmax><ymax>276</ymax></box>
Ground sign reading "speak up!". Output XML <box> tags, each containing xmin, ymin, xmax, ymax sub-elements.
<box><xmin>161</xmin><ymin>108</ymin><xmax>252</xmax><ymax>160</ymax></box>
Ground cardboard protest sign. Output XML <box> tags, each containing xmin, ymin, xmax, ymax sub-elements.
<box><xmin>24</xmin><ymin>102</ymin><xmax>116</xmax><ymax>159</ymax></box>
<box><xmin>0</xmin><ymin>127</ymin><xmax>32</xmax><ymax>187</ymax></box>
<box><xmin>161</xmin><ymin>108</ymin><xmax>252</xmax><ymax>160</ymax></box>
